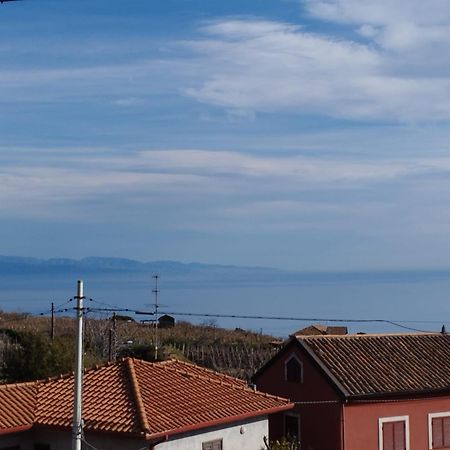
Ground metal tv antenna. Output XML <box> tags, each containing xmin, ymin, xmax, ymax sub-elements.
<box><xmin>153</xmin><ymin>274</ymin><xmax>160</xmax><ymax>360</ymax></box>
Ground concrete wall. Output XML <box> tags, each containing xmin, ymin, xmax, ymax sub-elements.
<box><xmin>0</xmin><ymin>417</ymin><xmax>268</xmax><ymax>450</ymax></box>
<box><xmin>0</xmin><ymin>429</ymin><xmax>148</xmax><ymax>450</ymax></box>
<box><xmin>157</xmin><ymin>417</ymin><xmax>268</xmax><ymax>450</ymax></box>
<box><xmin>33</xmin><ymin>429</ymin><xmax>148</xmax><ymax>450</ymax></box>
<box><xmin>344</xmin><ymin>396</ymin><xmax>450</xmax><ymax>450</ymax></box>
<box><xmin>254</xmin><ymin>341</ymin><xmax>342</xmax><ymax>450</ymax></box>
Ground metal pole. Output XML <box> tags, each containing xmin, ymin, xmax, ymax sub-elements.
<box><xmin>153</xmin><ymin>275</ymin><xmax>159</xmax><ymax>360</ymax></box>
<box><xmin>51</xmin><ymin>302</ymin><xmax>55</xmax><ymax>341</ymax></box>
<box><xmin>112</xmin><ymin>312</ymin><xmax>117</xmax><ymax>361</ymax></box>
<box><xmin>72</xmin><ymin>280</ymin><xmax>84</xmax><ymax>450</ymax></box>
<box><xmin>108</xmin><ymin>329</ymin><xmax>113</xmax><ymax>363</ymax></box>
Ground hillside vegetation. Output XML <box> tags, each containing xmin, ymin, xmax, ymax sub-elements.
<box><xmin>0</xmin><ymin>311</ymin><xmax>280</xmax><ymax>383</ymax></box>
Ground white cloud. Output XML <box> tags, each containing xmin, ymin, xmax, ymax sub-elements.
<box><xmin>304</xmin><ymin>0</ymin><xmax>450</xmax><ymax>53</ymax></box>
<box><xmin>4</xmin><ymin>10</ymin><xmax>450</xmax><ymax>122</ymax></box>
<box><xmin>3</xmin><ymin>148</ymin><xmax>450</xmax><ymax>221</ymax></box>
<box><xmin>181</xmin><ymin>13</ymin><xmax>450</xmax><ymax>122</ymax></box>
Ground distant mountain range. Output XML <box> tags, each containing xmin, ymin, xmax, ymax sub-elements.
<box><xmin>0</xmin><ymin>255</ymin><xmax>284</xmax><ymax>282</ymax></box>
<box><xmin>1</xmin><ymin>255</ymin><xmax>450</xmax><ymax>286</ymax></box>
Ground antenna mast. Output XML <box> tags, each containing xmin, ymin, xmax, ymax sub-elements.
<box><xmin>153</xmin><ymin>274</ymin><xmax>159</xmax><ymax>360</ymax></box>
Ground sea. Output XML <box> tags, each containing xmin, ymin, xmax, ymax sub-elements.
<box><xmin>1</xmin><ymin>270</ymin><xmax>449</xmax><ymax>338</ymax></box>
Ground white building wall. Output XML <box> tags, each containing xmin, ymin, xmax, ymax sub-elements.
<box><xmin>28</xmin><ymin>429</ymin><xmax>147</xmax><ymax>450</ymax></box>
<box><xmin>158</xmin><ymin>416</ymin><xmax>269</xmax><ymax>450</ymax></box>
<box><xmin>0</xmin><ymin>416</ymin><xmax>269</xmax><ymax>450</ymax></box>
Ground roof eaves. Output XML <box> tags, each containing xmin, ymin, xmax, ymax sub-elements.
<box><xmin>298</xmin><ymin>339</ymin><xmax>350</xmax><ymax>398</ymax></box>
<box><xmin>347</xmin><ymin>385</ymin><xmax>450</xmax><ymax>402</ymax></box>
<box><xmin>0</xmin><ymin>425</ymin><xmax>33</xmax><ymax>436</ymax></box>
<box><xmin>126</xmin><ymin>358</ymin><xmax>151</xmax><ymax>435</ymax></box>
<box><xmin>146</xmin><ymin>402</ymin><xmax>294</xmax><ymax>442</ymax></box>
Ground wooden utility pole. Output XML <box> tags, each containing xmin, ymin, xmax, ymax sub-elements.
<box><xmin>51</xmin><ymin>302</ymin><xmax>55</xmax><ymax>340</ymax></box>
<box><xmin>108</xmin><ymin>312</ymin><xmax>117</xmax><ymax>362</ymax></box>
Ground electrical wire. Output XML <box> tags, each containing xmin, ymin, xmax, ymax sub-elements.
<box><xmin>87</xmin><ymin>297</ymin><xmax>132</xmax><ymax>311</ymax></box>
<box><xmin>81</xmin><ymin>437</ymin><xmax>101</xmax><ymax>450</ymax></box>
<box><xmin>82</xmin><ymin>303</ymin><xmax>448</xmax><ymax>333</ymax></box>
<box><xmin>1</xmin><ymin>299</ymin><xmax>449</xmax><ymax>333</ymax></box>
<box><xmin>144</xmin><ymin>310</ymin><xmax>443</xmax><ymax>334</ymax></box>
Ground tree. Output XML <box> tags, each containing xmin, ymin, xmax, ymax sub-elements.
<box><xmin>1</xmin><ymin>330</ymin><xmax>73</xmax><ymax>382</ymax></box>
<box><xmin>117</xmin><ymin>343</ymin><xmax>156</xmax><ymax>361</ymax></box>
<box><xmin>263</xmin><ymin>436</ymin><xmax>299</xmax><ymax>450</ymax></box>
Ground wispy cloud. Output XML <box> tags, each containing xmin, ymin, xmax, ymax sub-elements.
<box><xmin>3</xmin><ymin>148</ymin><xmax>450</xmax><ymax>228</ymax></box>
<box><xmin>181</xmin><ymin>14</ymin><xmax>450</xmax><ymax>122</ymax></box>
<box><xmin>304</xmin><ymin>0</ymin><xmax>450</xmax><ymax>50</ymax></box>
<box><xmin>4</xmin><ymin>9</ymin><xmax>450</xmax><ymax>123</ymax></box>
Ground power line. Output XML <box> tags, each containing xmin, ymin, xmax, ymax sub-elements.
<box><xmin>2</xmin><ymin>299</ymin><xmax>449</xmax><ymax>334</ymax></box>
<box><xmin>135</xmin><ymin>310</ymin><xmax>444</xmax><ymax>333</ymax></box>
<box><xmin>82</xmin><ymin>304</ymin><xmax>448</xmax><ymax>333</ymax></box>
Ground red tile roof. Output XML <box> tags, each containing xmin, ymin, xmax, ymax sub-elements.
<box><xmin>36</xmin><ymin>359</ymin><xmax>140</xmax><ymax>435</ymax></box>
<box><xmin>0</xmin><ymin>358</ymin><xmax>292</xmax><ymax>440</ymax></box>
<box><xmin>292</xmin><ymin>324</ymin><xmax>348</xmax><ymax>336</ymax></box>
<box><xmin>299</xmin><ymin>333</ymin><xmax>450</xmax><ymax>398</ymax></box>
<box><xmin>0</xmin><ymin>382</ymin><xmax>37</xmax><ymax>434</ymax></box>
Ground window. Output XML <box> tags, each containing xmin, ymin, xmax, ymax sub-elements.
<box><xmin>379</xmin><ymin>416</ymin><xmax>409</xmax><ymax>450</ymax></box>
<box><xmin>429</xmin><ymin>412</ymin><xmax>450</xmax><ymax>449</ymax></box>
<box><xmin>285</xmin><ymin>354</ymin><xmax>303</xmax><ymax>382</ymax></box>
<box><xmin>202</xmin><ymin>439</ymin><xmax>222</xmax><ymax>450</ymax></box>
<box><xmin>284</xmin><ymin>414</ymin><xmax>300</xmax><ymax>444</ymax></box>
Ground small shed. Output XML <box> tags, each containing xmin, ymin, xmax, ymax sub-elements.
<box><xmin>158</xmin><ymin>314</ymin><xmax>175</xmax><ymax>328</ymax></box>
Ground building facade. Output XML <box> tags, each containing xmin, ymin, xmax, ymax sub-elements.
<box><xmin>0</xmin><ymin>358</ymin><xmax>292</xmax><ymax>450</ymax></box>
<box><xmin>253</xmin><ymin>333</ymin><xmax>450</xmax><ymax>450</ymax></box>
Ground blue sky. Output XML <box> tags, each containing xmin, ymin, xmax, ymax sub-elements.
<box><xmin>3</xmin><ymin>0</ymin><xmax>450</xmax><ymax>271</ymax></box>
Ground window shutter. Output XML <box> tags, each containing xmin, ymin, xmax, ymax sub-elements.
<box><xmin>443</xmin><ymin>417</ymin><xmax>450</xmax><ymax>446</ymax></box>
<box><xmin>382</xmin><ymin>420</ymin><xmax>406</xmax><ymax>450</ymax></box>
<box><xmin>393</xmin><ymin>421</ymin><xmax>406</xmax><ymax>450</ymax></box>
<box><xmin>383</xmin><ymin>422</ymin><xmax>394</xmax><ymax>450</ymax></box>
<box><xmin>433</xmin><ymin>418</ymin><xmax>443</xmax><ymax>448</ymax></box>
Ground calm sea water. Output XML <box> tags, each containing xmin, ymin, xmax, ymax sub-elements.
<box><xmin>1</xmin><ymin>272</ymin><xmax>449</xmax><ymax>338</ymax></box>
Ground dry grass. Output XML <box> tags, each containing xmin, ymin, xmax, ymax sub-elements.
<box><xmin>0</xmin><ymin>311</ymin><xmax>279</xmax><ymax>379</ymax></box>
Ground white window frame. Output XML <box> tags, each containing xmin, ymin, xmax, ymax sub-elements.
<box><xmin>378</xmin><ymin>415</ymin><xmax>410</xmax><ymax>450</ymax></box>
<box><xmin>428</xmin><ymin>411</ymin><xmax>450</xmax><ymax>449</ymax></box>
<box><xmin>284</xmin><ymin>354</ymin><xmax>303</xmax><ymax>383</ymax></box>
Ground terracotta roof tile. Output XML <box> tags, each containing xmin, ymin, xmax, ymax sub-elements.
<box><xmin>0</xmin><ymin>382</ymin><xmax>37</xmax><ymax>432</ymax></box>
<box><xmin>36</xmin><ymin>361</ymin><xmax>140</xmax><ymax>435</ymax></box>
<box><xmin>132</xmin><ymin>359</ymin><xmax>290</xmax><ymax>438</ymax></box>
<box><xmin>0</xmin><ymin>358</ymin><xmax>292</xmax><ymax>439</ymax></box>
<box><xmin>293</xmin><ymin>324</ymin><xmax>348</xmax><ymax>336</ymax></box>
<box><xmin>299</xmin><ymin>333</ymin><xmax>450</xmax><ymax>397</ymax></box>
